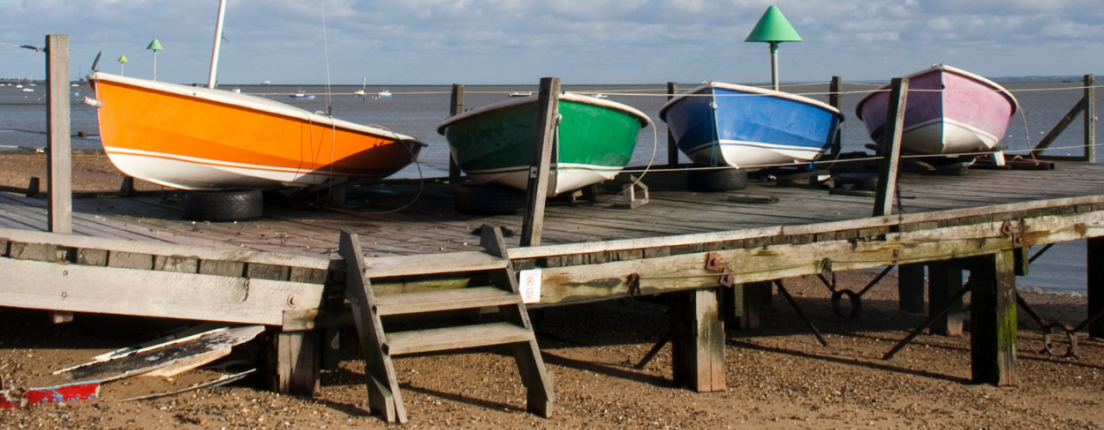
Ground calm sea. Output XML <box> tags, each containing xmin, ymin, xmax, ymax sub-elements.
<box><xmin>0</xmin><ymin>79</ymin><xmax>1093</xmax><ymax>293</ymax></box>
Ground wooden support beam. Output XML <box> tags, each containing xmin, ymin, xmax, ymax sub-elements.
<box><xmin>1031</xmin><ymin>98</ymin><xmax>1086</xmax><ymax>157</ymax></box>
<box><xmin>873</xmin><ymin>77</ymin><xmax>909</xmax><ymax>217</ymax></box>
<box><xmin>897</xmin><ymin>263</ymin><xmax>925</xmax><ymax>313</ymax></box>
<box><xmin>828</xmin><ymin>76</ymin><xmax>843</xmax><ymax>156</ymax></box>
<box><xmin>927</xmin><ymin>260</ymin><xmax>964</xmax><ymax>336</ymax></box>
<box><xmin>449</xmin><ymin>83</ymin><xmax>464</xmax><ymax>183</ymax></box>
<box><xmin>1085</xmin><ymin>74</ymin><xmax>1096</xmax><ymax>163</ymax></box>
<box><xmin>46</xmin><ymin>35</ymin><xmax>71</xmax><ymax>234</ymax></box>
<box><xmin>667</xmin><ymin>82</ymin><xmax>679</xmax><ymax>167</ymax></box>
<box><xmin>265</xmin><ymin>329</ymin><xmax>321</xmax><ymax>396</ymax></box>
<box><xmin>726</xmin><ymin>281</ymin><xmax>771</xmax><ymax>331</ymax></box>
<box><xmin>520</xmin><ymin>77</ymin><xmax>561</xmax><ymax>247</ymax></box>
<box><xmin>1088</xmin><ymin>237</ymin><xmax>1104</xmax><ymax>338</ymax></box>
<box><xmin>671</xmin><ymin>289</ymin><xmax>725</xmax><ymax>392</ymax></box>
<box><xmin>970</xmin><ymin>250</ymin><xmax>1018</xmax><ymax>386</ymax></box>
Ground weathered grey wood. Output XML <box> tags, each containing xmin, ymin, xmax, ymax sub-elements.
<box><xmin>667</xmin><ymin>82</ymin><xmax>679</xmax><ymax>167</ymax></box>
<box><xmin>154</xmin><ymin>255</ymin><xmax>199</xmax><ymax>273</ymax></box>
<box><xmin>10</xmin><ymin>242</ymin><xmax>58</xmax><ymax>262</ymax></box>
<box><xmin>289</xmin><ymin>267</ymin><xmax>328</xmax><ymax>284</ymax></box>
<box><xmin>383</xmin><ymin>322</ymin><xmax>534</xmax><ymax>355</ymax></box>
<box><xmin>727</xmin><ymin>281</ymin><xmax>770</xmax><ymax>331</ymax></box>
<box><xmin>970</xmin><ymin>250</ymin><xmax>1018</xmax><ymax>386</ymax></box>
<box><xmin>247</xmin><ymin>263</ymin><xmax>290</xmax><ymax>281</ymax></box>
<box><xmin>76</xmin><ymin>248</ymin><xmax>108</xmax><ymax>266</ymax></box>
<box><xmin>520</xmin><ymin>77</ymin><xmax>561</xmax><ymax>247</ymax></box>
<box><xmin>897</xmin><ymin>263</ymin><xmax>925</xmax><ymax>313</ymax></box>
<box><xmin>671</xmin><ymin>289</ymin><xmax>725</xmax><ymax>392</ymax></box>
<box><xmin>46</xmin><ymin>35</ymin><xmax>71</xmax><ymax>234</ymax></box>
<box><xmin>1089</xmin><ymin>237</ymin><xmax>1104</xmax><ymax>338</ymax></box>
<box><xmin>199</xmin><ymin>260</ymin><xmax>245</xmax><ymax>277</ymax></box>
<box><xmin>374</xmin><ymin>287</ymin><xmax>518</xmax><ymax>316</ymax></box>
<box><xmin>927</xmin><ymin>260</ymin><xmax>964</xmax><ymax>336</ymax></box>
<box><xmin>108</xmin><ymin>251</ymin><xmax>154</xmax><ymax>270</ymax></box>
<box><xmin>828</xmin><ymin>76</ymin><xmax>843</xmax><ymax>156</ymax></box>
<box><xmin>1031</xmin><ymin>98</ymin><xmax>1086</xmax><ymax>156</ymax></box>
<box><xmin>449</xmin><ymin>83</ymin><xmax>464</xmax><ymax>183</ymax></box>
<box><xmin>362</xmin><ymin>250</ymin><xmax>507</xmax><ymax>278</ymax></box>
<box><xmin>273</xmin><ymin>330</ymin><xmax>321</xmax><ymax>396</ymax></box>
<box><xmin>339</xmin><ymin>229</ymin><xmax>406</xmax><ymax>424</ymax></box>
<box><xmin>873</xmin><ymin>77</ymin><xmax>909</xmax><ymax>217</ymax></box>
<box><xmin>1085</xmin><ymin>74</ymin><xmax>1096</xmax><ymax>163</ymax></box>
<box><xmin>0</xmin><ymin>257</ymin><xmax>323</xmax><ymax>325</ymax></box>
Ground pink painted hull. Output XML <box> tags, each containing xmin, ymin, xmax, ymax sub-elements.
<box><xmin>856</xmin><ymin>66</ymin><xmax>1017</xmax><ymax>155</ymax></box>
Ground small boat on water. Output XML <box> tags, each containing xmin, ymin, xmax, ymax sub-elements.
<box><xmin>508</xmin><ymin>92</ymin><xmax>532</xmax><ymax>98</ymax></box>
<box><xmin>438</xmin><ymin>92</ymin><xmax>651</xmax><ymax>196</ymax></box>
<box><xmin>354</xmin><ymin>89</ymin><xmax>367</xmax><ymax>97</ymax></box>
<box><xmin>855</xmin><ymin>64</ymin><xmax>1017</xmax><ymax>155</ymax></box>
<box><xmin>378</xmin><ymin>90</ymin><xmax>392</xmax><ymax>98</ymax></box>
<box><xmin>289</xmin><ymin>90</ymin><xmax>315</xmax><ymax>100</ymax></box>
<box><xmin>660</xmin><ymin>82</ymin><xmax>843</xmax><ymax>169</ymax></box>
<box><xmin>21</xmin><ymin>88</ymin><xmax>34</xmax><ymax>93</ymax></box>
<box><xmin>87</xmin><ymin>72</ymin><xmax>426</xmax><ymax>191</ymax></box>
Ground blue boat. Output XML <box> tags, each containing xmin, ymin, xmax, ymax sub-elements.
<box><xmin>659</xmin><ymin>82</ymin><xmax>842</xmax><ymax>169</ymax></box>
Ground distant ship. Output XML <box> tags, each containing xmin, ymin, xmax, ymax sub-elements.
<box><xmin>508</xmin><ymin>92</ymin><xmax>532</xmax><ymax>98</ymax></box>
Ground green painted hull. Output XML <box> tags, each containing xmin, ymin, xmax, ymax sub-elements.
<box><xmin>439</xmin><ymin>95</ymin><xmax>648</xmax><ymax>194</ymax></box>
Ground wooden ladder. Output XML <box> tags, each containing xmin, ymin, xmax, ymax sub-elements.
<box><xmin>338</xmin><ymin>225</ymin><xmax>553</xmax><ymax>424</ymax></box>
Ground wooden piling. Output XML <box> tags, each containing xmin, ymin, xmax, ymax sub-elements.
<box><xmin>970</xmin><ymin>250</ymin><xmax>1018</xmax><ymax>386</ymax></box>
<box><xmin>1085</xmin><ymin>74</ymin><xmax>1095</xmax><ymax>163</ymax></box>
<box><xmin>667</xmin><ymin>82</ymin><xmax>679</xmax><ymax>167</ymax></box>
<box><xmin>520</xmin><ymin>77</ymin><xmax>560</xmax><ymax>247</ymax></box>
<box><xmin>927</xmin><ymin>260</ymin><xmax>963</xmax><ymax>336</ymax></box>
<box><xmin>46</xmin><ymin>35</ymin><xmax>72</xmax><ymax>234</ymax></box>
<box><xmin>671</xmin><ymin>289</ymin><xmax>725</xmax><ymax>392</ymax></box>
<box><xmin>828</xmin><ymin>76</ymin><xmax>842</xmax><ymax>156</ymax></box>
<box><xmin>727</xmin><ymin>281</ymin><xmax>771</xmax><ymax>331</ymax></box>
<box><xmin>449</xmin><ymin>84</ymin><xmax>464</xmax><ymax>183</ymax></box>
<box><xmin>1088</xmin><ymin>237</ymin><xmax>1104</xmax><ymax>338</ymax></box>
<box><xmin>897</xmin><ymin>263</ymin><xmax>925</xmax><ymax>313</ymax></box>
<box><xmin>872</xmin><ymin>77</ymin><xmax>908</xmax><ymax>217</ymax></box>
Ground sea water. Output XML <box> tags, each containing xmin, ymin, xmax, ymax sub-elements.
<box><xmin>0</xmin><ymin>80</ymin><xmax>1093</xmax><ymax>292</ymax></box>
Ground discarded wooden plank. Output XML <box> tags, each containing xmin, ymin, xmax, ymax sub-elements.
<box><xmin>143</xmin><ymin>347</ymin><xmax>230</xmax><ymax>378</ymax></box>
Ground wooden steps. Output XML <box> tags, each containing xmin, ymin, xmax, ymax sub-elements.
<box><xmin>384</xmin><ymin>322</ymin><xmax>534</xmax><ymax>355</ymax></box>
<box><xmin>374</xmin><ymin>287</ymin><xmax>519</xmax><ymax>316</ymax></box>
<box><xmin>339</xmin><ymin>225</ymin><xmax>553</xmax><ymax>424</ymax></box>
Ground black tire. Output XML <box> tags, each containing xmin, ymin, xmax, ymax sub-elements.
<box><xmin>183</xmin><ymin>190</ymin><xmax>264</xmax><ymax>222</ymax></box>
<box><xmin>832</xmin><ymin>172</ymin><xmax>879</xmax><ymax>191</ymax></box>
<box><xmin>454</xmin><ymin>184</ymin><xmax>527</xmax><ymax>215</ymax></box>
<box><xmin>685</xmin><ymin>167</ymin><xmax>748</xmax><ymax>192</ymax></box>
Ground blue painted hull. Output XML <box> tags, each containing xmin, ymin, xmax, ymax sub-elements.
<box><xmin>660</xmin><ymin>83</ymin><xmax>842</xmax><ymax>169</ymax></box>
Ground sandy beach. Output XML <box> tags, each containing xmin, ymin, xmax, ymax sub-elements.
<box><xmin>0</xmin><ymin>153</ymin><xmax>1100</xmax><ymax>429</ymax></box>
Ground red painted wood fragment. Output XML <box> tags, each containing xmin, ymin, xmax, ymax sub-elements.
<box><xmin>0</xmin><ymin>391</ymin><xmax>18</xmax><ymax>408</ymax></box>
<box><xmin>20</xmin><ymin>381</ymin><xmax>100</xmax><ymax>406</ymax></box>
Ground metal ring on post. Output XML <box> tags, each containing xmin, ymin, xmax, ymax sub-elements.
<box><xmin>1041</xmin><ymin>323</ymin><xmax>1078</xmax><ymax>357</ymax></box>
<box><xmin>830</xmin><ymin>289</ymin><xmax>862</xmax><ymax>320</ymax></box>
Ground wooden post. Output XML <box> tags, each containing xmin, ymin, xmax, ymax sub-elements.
<box><xmin>828</xmin><ymin>76</ymin><xmax>843</xmax><ymax>157</ymax></box>
<box><xmin>1085</xmin><ymin>74</ymin><xmax>1096</xmax><ymax>163</ymax></box>
<box><xmin>671</xmin><ymin>289</ymin><xmax>725</xmax><ymax>392</ymax></box>
<box><xmin>1088</xmin><ymin>237</ymin><xmax>1104</xmax><ymax>338</ymax></box>
<box><xmin>970</xmin><ymin>250</ymin><xmax>1018</xmax><ymax>386</ymax></box>
<box><xmin>46</xmin><ymin>35</ymin><xmax>72</xmax><ymax>234</ymax></box>
<box><xmin>927</xmin><ymin>260</ymin><xmax>963</xmax><ymax>336</ymax></box>
<box><xmin>897</xmin><ymin>263</ymin><xmax>925</xmax><ymax>313</ymax></box>
<box><xmin>872</xmin><ymin>77</ymin><xmax>908</xmax><ymax>217</ymax></box>
<box><xmin>520</xmin><ymin>77</ymin><xmax>560</xmax><ymax>247</ymax></box>
<box><xmin>449</xmin><ymin>84</ymin><xmax>464</xmax><ymax>183</ymax></box>
<box><xmin>667</xmin><ymin>82</ymin><xmax>679</xmax><ymax>167</ymax></box>
<box><xmin>726</xmin><ymin>281</ymin><xmax>771</xmax><ymax>331</ymax></box>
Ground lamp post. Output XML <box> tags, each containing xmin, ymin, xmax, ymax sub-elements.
<box><xmin>146</xmin><ymin>39</ymin><xmax>163</xmax><ymax>81</ymax></box>
<box><xmin>745</xmin><ymin>5</ymin><xmax>802</xmax><ymax>91</ymax></box>
<box><xmin>118</xmin><ymin>55</ymin><xmax>128</xmax><ymax>76</ymax></box>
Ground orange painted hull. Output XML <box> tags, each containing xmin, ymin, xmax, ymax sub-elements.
<box><xmin>88</xmin><ymin>72</ymin><xmax>424</xmax><ymax>190</ymax></box>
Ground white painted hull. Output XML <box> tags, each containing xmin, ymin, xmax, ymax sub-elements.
<box><xmin>105</xmin><ymin>148</ymin><xmax>347</xmax><ymax>191</ymax></box>
<box><xmin>466</xmin><ymin>164</ymin><xmax>622</xmax><ymax>197</ymax></box>
<box><xmin>901</xmin><ymin>118</ymin><xmax>1001</xmax><ymax>155</ymax></box>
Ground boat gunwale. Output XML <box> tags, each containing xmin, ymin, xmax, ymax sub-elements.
<box><xmin>435</xmin><ymin>92</ymin><xmax>652</xmax><ymax>135</ymax></box>
<box><xmin>658</xmin><ymin>82</ymin><xmax>844</xmax><ymax>122</ymax></box>
<box><xmin>88</xmin><ymin>72</ymin><xmax>426</xmax><ymax>147</ymax></box>
<box><xmin>853</xmin><ymin>64</ymin><xmax>1020</xmax><ymax>120</ymax></box>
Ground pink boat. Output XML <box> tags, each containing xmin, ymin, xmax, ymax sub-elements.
<box><xmin>855</xmin><ymin>64</ymin><xmax>1018</xmax><ymax>155</ymax></box>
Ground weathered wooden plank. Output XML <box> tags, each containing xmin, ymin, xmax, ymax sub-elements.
<box><xmin>108</xmin><ymin>251</ymin><xmax>154</xmax><ymax>270</ymax></box>
<box><xmin>1086</xmin><ymin>74</ymin><xmax>1096</xmax><ymax>162</ymax></box>
<box><xmin>671</xmin><ymin>289</ymin><xmax>725</xmax><ymax>392</ymax></box>
<box><xmin>727</xmin><ymin>281</ymin><xmax>771</xmax><ymax>331</ymax></box>
<box><xmin>0</xmin><ymin>257</ymin><xmax>324</xmax><ymax>325</ymax></box>
<box><xmin>247</xmin><ymin>263</ymin><xmax>290</xmax><ymax>281</ymax></box>
<box><xmin>275</xmin><ymin>330</ymin><xmax>321</xmax><ymax>396</ymax></box>
<box><xmin>76</xmin><ymin>248</ymin><xmax>108</xmax><ymax>266</ymax></box>
<box><xmin>154</xmin><ymin>255</ymin><xmax>199</xmax><ymax>273</ymax></box>
<box><xmin>46</xmin><ymin>35</ymin><xmax>72</xmax><ymax>234</ymax></box>
<box><xmin>970</xmin><ymin>250</ymin><xmax>1018</xmax><ymax>386</ymax></box>
<box><xmin>9</xmin><ymin>242</ymin><xmax>58</xmax><ymax>262</ymax></box>
<box><xmin>520</xmin><ymin>77</ymin><xmax>561</xmax><ymax>247</ymax></box>
<box><xmin>289</xmin><ymin>267</ymin><xmax>328</xmax><ymax>284</ymax></box>
<box><xmin>363</xmin><ymin>250</ymin><xmax>507</xmax><ymax>278</ymax></box>
<box><xmin>199</xmin><ymin>260</ymin><xmax>245</xmax><ymax>277</ymax></box>
<box><xmin>873</xmin><ymin>77</ymin><xmax>909</xmax><ymax>217</ymax></box>
<box><xmin>449</xmin><ymin>83</ymin><xmax>464</xmax><ymax>183</ymax></box>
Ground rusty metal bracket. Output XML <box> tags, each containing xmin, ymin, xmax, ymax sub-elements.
<box><xmin>1001</xmin><ymin>220</ymin><xmax>1023</xmax><ymax>247</ymax></box>
<box><xmin>704</xmin><ymin>253</ymin><xmax>735</xmax><ymax>287</ymax></box>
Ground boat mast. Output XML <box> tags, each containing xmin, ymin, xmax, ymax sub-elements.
<box><xmin>207</xmin><ymin>0</ymin><xmax>227</xmax><ymax>89</ymax></box>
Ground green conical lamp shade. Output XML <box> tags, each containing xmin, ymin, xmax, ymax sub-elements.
<box><xmin>745</xmin><ymin>6</ymin><xmax>802</xmax><ymax>43</ymax></box>
<box><xmin>118</xmin><ymin>55</ymin><xmax>128</xmax><ymax>63</ymax></box>
<box><xmin>146</xmin><ymin>39</ymin><xmax>163</xmax><ymax>51</ymax></box>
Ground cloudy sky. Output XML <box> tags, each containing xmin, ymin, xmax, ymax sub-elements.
<box><xmin>1</xmin><ymin>0</ymin><xmax>1101</xmax><ymax>85</ymax></box>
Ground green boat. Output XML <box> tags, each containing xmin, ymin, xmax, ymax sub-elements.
<box><xmin>437</xmin><ymin>93</ymin><xmax>651</xmax><ymax>196</ymax></box>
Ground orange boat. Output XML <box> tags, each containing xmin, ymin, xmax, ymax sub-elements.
<box><xmin>86</xmin><ymin>72</ymin><xmax>426</xmax><ymax>191</ymax></box>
